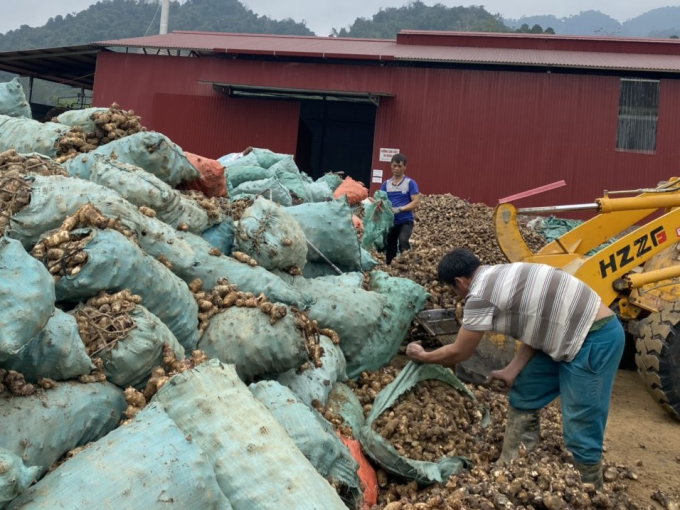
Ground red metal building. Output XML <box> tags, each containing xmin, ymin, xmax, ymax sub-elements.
<box><xmin>90</xmin><ymin>31</ymin><xmax>680</xmax><ymax>208</ymax></box>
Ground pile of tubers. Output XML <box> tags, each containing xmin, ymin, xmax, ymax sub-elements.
<box><xmin>122</xmin><ymin>343</ymin><xmax>208</xmax><ymax>423</ymax></box>
<box><xmin>180</xmin><ymin>189</ymin><xmax>222</xmax><ymax>221</ymax></box>
<box><xmin>73</xmin><ymin>290</ymin><xmax>141</xmax><ymax>358</ymax></box>
<box><xmin>0</xmin><ymin>171</ymin><xmax>31</xmax><ymax>233</ymax></box>
<box><xmin>377</xmin><ymin>195</ymin><xmax>546</xmax><ymax>309</ymax></box>
<box><xmin>0</xmin><ymin>369</ymin><xmax>56</xmax><ymax>397</ymax></box>
<box><xmin>189</xmin><ymin>277</ymin><xmax>289</xmax><ymax>336</ymax></box>
<box><xmin>55</xmin><ymin>126</ymin><xmax>97</xmax><ymax>163</ymax></box>
<box><xmin>30</xmin><ymin>204</ymin><xmax>136</xmax><ymax>283</ymax></box>
<box><xmin>87</xmin><ymin>102</ymin><xmax>145</xmax><ymax>146</ymax></box>
<box><xmin>226</xmin><ymin>198</ymin><xmax>253</xmax><ymax>221</ymax></box>
<box><xmin>372</xmin><ymin>380</ymin><xmax>485</xmax><ymax>462</ymax></box>
<box><xmin>0</xmin><ymin>149</ymin><xmax>68</xmax><ymax>177</ymax></box>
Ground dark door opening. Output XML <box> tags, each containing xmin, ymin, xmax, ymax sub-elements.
<box><xmin>295</xmin><ymin>100</ymin><xmax>376</xmax><ymax>187</ymax></box>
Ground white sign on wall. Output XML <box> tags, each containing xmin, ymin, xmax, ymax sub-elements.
<box><xmin>379</xmin><ymin>148</ymin><xmax>399</xmax><ymax>162</ymax></box>
<box><xmin>372</xmin><ymin>169</ymin><xmax>383</xmax><ymax>178</ymax></box>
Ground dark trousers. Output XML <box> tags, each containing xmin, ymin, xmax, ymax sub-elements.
<box><xmin>385</xmin><ymin>222</ymin><xmax>413</xmax><ymax>265</ymax></box>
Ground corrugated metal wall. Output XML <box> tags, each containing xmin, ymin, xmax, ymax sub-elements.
<box><xmin>93</xmin><ymin>52</ymin><xmax>680</xmax><ymax>208</ymax></box>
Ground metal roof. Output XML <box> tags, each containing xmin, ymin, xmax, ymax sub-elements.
<box><xmin>93</xmin><ymin>30</ymin><xmax>680</xmax><ymax>73</ymax></box>
<box><xmin>0</xmin><ymin>44</ymin><xmax>101</xmax><ymax>88</ymax></box>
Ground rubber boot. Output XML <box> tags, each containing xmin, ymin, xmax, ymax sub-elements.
<box><xmin>574</xmin><ymin>459</ymin><xmax>603</xmax><ymax>490</ymax></box>
<box><xmin>496</xmin><ymin>406</ymin><xmax>540</xmax><ymax>465</ymax></box>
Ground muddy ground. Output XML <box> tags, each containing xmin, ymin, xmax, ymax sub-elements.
<box><xmin>604</xmin><ymin>369</ymin><xmax>680</xmax><ymax>508</ymax></box>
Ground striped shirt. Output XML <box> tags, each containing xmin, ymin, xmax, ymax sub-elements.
<box><xmin>462</xmin><ymin>263</ymin><xmax>601</xmax><ymax>362</ymax></box>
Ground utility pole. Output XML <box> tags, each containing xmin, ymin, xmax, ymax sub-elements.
<box><xmin>159</xmin><ymin>0</ymin><xmax>170</xmax><ymax>35</ymax></box>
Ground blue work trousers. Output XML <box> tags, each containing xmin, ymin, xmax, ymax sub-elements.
<box><xmin>509</xmin><ymin>317</ymin><xmax>625</xmax><ymax>463</ymax></box>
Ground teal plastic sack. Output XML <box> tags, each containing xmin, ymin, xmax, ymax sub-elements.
<box><xmin>249</xmin><ymin>381</ymin><xmax>360</xmax><ymax>492</ymax></box>
<box><xmin>318</xmin><ymin>173</ymin><xmax>343</xmax><ymax>193</ymax></box>
<box><xmin>276</xmin><ymin>273</ymin><xmax>385</xmax><ymax>370</ymax></box>
<box><xmin>88</xmin><ymin>131</ymin><xmax>199</xmax><ymax>186</ymax></box>
<box><xmin>231</xmin><ymin>177</ymin><xmax>292</xmax><ymax>207</ymax></box>
<box><xmin>325</xmin><ymin>382</ymin><xmax>365</xmax><ymax>439</ymax></box>
<box><xmin>54</xmin><ymin>107</ymin><xmax>108</xmax><ymax>132</ymax></box>
<box><xmin>359</xmin><ymin>362</ymin><xmax>485</xmax><ymax>485</ymax></box>
<box><xmin>1</xmin><ymin>310</ymin><xmax>92</xmax><ymax>382</ymax></box>
<box><xmin>151</xmin><ymin>360</ymin><xmax>347</xmax><ymax>510</ymax></box>
<box><xmin>0</xmin><ymin>381</ymin><xmax>125</xmax><ymax>479</ymax></box>
<box><xmin>219</xmin><ymin>151</ymin><xmax>258</xmax><ymax>170</ymax></box>
<box><xmin>275</xmin><ymin>168</ymin><xmax>310</xmax><ymax>203</ymax></box>
<box><xmin>286</xmin><ymin>199</ymin><xmax>362</xmax><ymax>270</ymax></box>
<box><xmin>351</xmin><ymin>272</ymin><xmax>428</xmax><ymax>378</ymax></box>
<box><xmin>202</xmin><ymin>218</ymin><xmax>235</xmax><ymax>255</ymax></box>
<box><xmin>300</xmin><ymin>250</ymin><xmax>375</xmax><ymax>278</ymax></box>
<box><xmin>252</xmin><ymin>148</ymin><xmax>287</xmax><ymax>169</ymax></box>
<box><xmin>279</xmin><ymin>272</ymin><xmax>427</xmax><ymax>378</ymax></box>
<box><xmin>277</xmin><ymin>336</ymin><xmax>348</xmax><ymax>407</ymax></box>
<box><xmin>197</xmin><ymin>306</ymin><xmax>307</xmax><ymax>382</ymax></box>
<box><xmin>5</xmin><ymin>175</ymin><xmax>310</xmax><ymax>309</ymax></box>
<box><xmin>91</xmin><ymin>306</ymin><xmax>184</xmax><ymax>389</ymax></box>
<box><xmin>142</xmin><ymin>225</ymin><xmax>312</xmax><ymax>309</ymax></box>
<box><xmin>302</xmin><ymin>180</ymin><xmax>333</xmax><ymax>202</ymax></box>
<box><xmin>0</xmin><ymin>115</ymin><xmax>71</xmax><ymax>158</ymax></box>
<box><xmin>48</xmin><ymin>228</ymin><xmax>199</xmax><ymax>351</ymax></box>
<box><xmin>0</xmin><ymin>237</ymin><xmax>55</xmax><ymax>362</ymax></box>
<box><xmin>362</xmin><ymin>190</ymin><xmax>394</xmax><ymax>251</ymax></box>
<box><xmin>0</xmin><ymin>448</ymin><xmax>39</xmax><ymax>510</ymax></box>
<box><xmin>235</xmin><ymin>197</ymin><xmax>308</xmax><ymax>271</ymax></box>
<box><xmin>226</xmin><ymin>165</ymin><xmax>272</xmax><ymax>192</ymax></box>
<box><xmin>7</xmin><ymin>404</ymin><xmax>233</xmax><ymax>510</ymax></box>
<box><xmin>64</xmin><ymin>154</ymin><xmax>213</xmax><ymax>233</ymax></box>
<box><xmin>0</xmin><ymin>78</ymin><xmax>31</xmax><ymax>119</ymax></box>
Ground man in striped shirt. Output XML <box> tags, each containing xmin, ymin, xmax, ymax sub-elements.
<box><xmin>406</xmin><ymin>248</ymin><xmax>625</xmax><ymax>488</ymax></box>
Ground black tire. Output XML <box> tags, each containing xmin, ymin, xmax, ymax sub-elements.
<box><xmin>635</xmin><ymin>308</ymin><xmax>680</xmax><ymax>420</ymax></box>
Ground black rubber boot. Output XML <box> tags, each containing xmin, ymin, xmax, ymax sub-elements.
<box><xmin>574</xmin><ymin>459</ymin><xmax>604</xmax><ymax>490</ymax></box>
<box><xmin>496</xmin><ymin>406</ymin><xmax>541</xmax><ymax>465</ymax></box>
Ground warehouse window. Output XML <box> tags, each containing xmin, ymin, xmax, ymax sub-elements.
<box><xmin>616</xmin><ymin>78</ymin><xmax>659</xmax><ymax>153</ymax></box>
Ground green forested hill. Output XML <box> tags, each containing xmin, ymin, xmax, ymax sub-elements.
<box><xmin>0</xmin><ymin>0</ymin><xmax>312</xmax><ymax>52</ymax></box>
<box><xmin>332</xmin><ymin>2</ymin><xmax>511</xmax><ymax>38</ymax></box>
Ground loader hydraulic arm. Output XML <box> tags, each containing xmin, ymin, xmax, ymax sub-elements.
<box><xmin>494</xmin><ymin>185</ymin><xmax>680</xmax><ymax>306</ymax></box>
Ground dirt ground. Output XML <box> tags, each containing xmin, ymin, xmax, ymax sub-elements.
<box><xmin>604</xmin><ymin>369</ymin><xmax>680</xmax><ymax>508</ymax></box>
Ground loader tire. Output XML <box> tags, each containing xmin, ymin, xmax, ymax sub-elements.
<box><xmin>635</xmin><ymin>308</ymin><xmax>680</xmax><ymax>420</ymax></box>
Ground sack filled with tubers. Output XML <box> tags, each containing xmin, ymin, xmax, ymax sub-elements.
<box><xmin>5</xmin><ymin>404</ymin><xmax>232</xmax><ymax>510</ymax></box>
<box><xmin>151</xmin><ymin>359</ymin><xmax>348</xmax><ymax>510</ymax></box>
<box><xmin>31</xmin><ymin>219</ymin><xmax>199</xmax><ymax>351</ymax></box>
<box><xmin>235</xmin><ymin>197</ymin><xmax>308</xmax><ymax>272</ymax></box>
<box><xmin>0</xmin><ymin>237</ymin><xmax>55</xmax><ymax>362</ymax></box>
<box><xmin>1</xmin><ymin>310</ymin><xmax>93</xmax><ymax>382</ymax></box>
<box><xmin>359</xmin><ymin>361</ymin><xmax>488</xmax><ymax>485</ymax></box>
<box><xmin>249</xmin><ymin>380</ymin><xmax>361</xmax><ymax>504</ymax></box>
<box><xmin>72</xmin><ymin>290</ymin><xmax>184</xmax><ymax>389</ymax></box>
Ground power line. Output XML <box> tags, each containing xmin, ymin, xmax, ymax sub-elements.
<box><xmin>143</xmin><ymin>0</ymin><xmax>163</xmax><ymax>37</ymax></box>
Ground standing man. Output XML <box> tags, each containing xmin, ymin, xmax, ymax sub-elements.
<box><xmin>380</xmin><ymin>153</ymin><xmax>420</xmax><ymax>265</ymax></box>
<box><xmin>405</xmin><ymin>248</ymin><xmax>624</xmax><ymax>489</ymax></box>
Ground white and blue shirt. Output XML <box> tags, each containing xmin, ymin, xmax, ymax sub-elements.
<box><xmin>380</xmin><ymin>176</ymin><xmax>419</xmax><ymax>225</ymax></box>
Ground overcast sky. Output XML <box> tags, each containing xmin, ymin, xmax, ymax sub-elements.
<box><xmin>1</xmin><ymin>0</ymin><xmax>678</xmax><ymax>36</ymax></box>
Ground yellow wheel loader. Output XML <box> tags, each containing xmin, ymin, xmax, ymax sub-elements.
<box><xmin>494</xmin><ymin>179</ymin><xmax>680</xmax><ymax>421</ymax></box>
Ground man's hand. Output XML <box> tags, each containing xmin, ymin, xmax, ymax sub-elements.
<box><xmin>485</xmin><ymin>368</ymin><xmax>516</xmax><ymax>388</ymax></box>
<box><xmin>391</xmin><ymin>206</ymin><xmax>401</xmax><ymax>214</ymax></box>
<box><xmin>406</xmin><ymin>342</ymin><xmax>427</xmax><ymax>362</ymax></box>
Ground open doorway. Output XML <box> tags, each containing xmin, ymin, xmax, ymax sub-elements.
<box><xmin>295</xmin><ymin>99</ymin><xmax>377</xmax><ymax>186</ymax></box>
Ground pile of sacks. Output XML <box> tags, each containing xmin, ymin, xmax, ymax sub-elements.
<box><xmin>0</xmin><ymin>79</ymin><xmax>428</xmax><ymax>510</ymax></box>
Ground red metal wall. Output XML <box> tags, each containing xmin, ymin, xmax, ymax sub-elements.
<box><xmin>93</xmin><ymin>52</ymin><xmax>680</xmax><ymax>209</ymax></box>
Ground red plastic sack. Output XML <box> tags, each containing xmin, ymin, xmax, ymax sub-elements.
<box><xmin>338</xmin><ymin>434</ymin><xmax>378</xmax><ymax>510</ymax></box>
<box><xmin>178</xmin><ymin>152</ymin><xmax>227</xmax><ymax>198</ymax></box>
<box><xmin>333</xmin><ymin>177</ymin><xmax>368</xmax><ymax>206</ymax></box>
<box><xmin>352</xmin><ymin>215</ymin><xmax>364</xmax><ymax>231</ymax></box>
